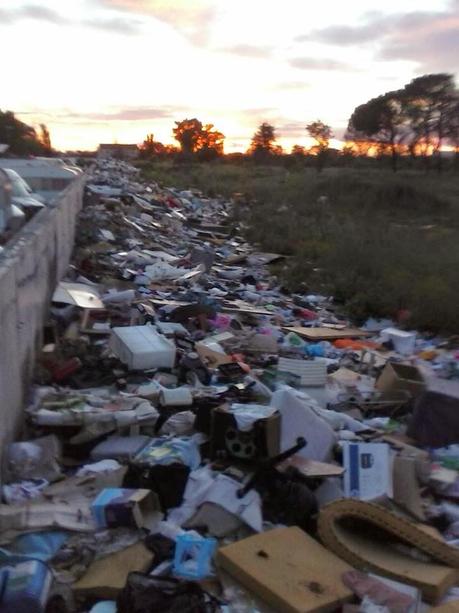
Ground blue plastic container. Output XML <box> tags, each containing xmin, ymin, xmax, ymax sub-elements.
<box><xmin>0</xmin><ymin>559</ymin><xmax>52</xmax><ymax>613</ymax></box>
<box><xmin>173</xmin><ymin>534</ymin><xmax>217</xmax><ymax>580</ymax></box>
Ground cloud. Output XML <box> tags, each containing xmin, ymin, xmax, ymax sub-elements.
<box><xmin>299</xmin><ymin>1</ymin><xmax>459</xmax><ymax>73</ymax></box>
<box><xmin>93</xmin><ymin>0</ymin><xmax>217</xmax><ymax>45</ymax></box>
<box><xmin>18</xmin><ymin>106</ymin><xmax>187</xmax><ymax>125</ymax></box>
<box><xmin>275</xmin><ymin>121</ymin><xmax>307</xmax><ymax>138</ymax></box>
<box><xmin>299</xmin><ymin>21</ymin><xmax>386</xmax><ymax>46</ymax></box>
<box><xmin>0</xmin><ymin>8</ymin><xmax>14</xmax><ymax>24</ymax></box>
<box><xmin>19</xmin><ymin>5</ymin><xmax>67</xmax><ymax>24</ymax></box>
<box><xmin>87</xmin><ymin>107</ymin><xmax>178</xmax><ymax>121</ymax></box>
<box><xmin>272</xmin><ymin>80</ymin><xmax>311</xmax><ymax>90</ymax></box>
<box><xmin>63</xmin><ymin>106</ymin><xmax>185</xmax><ymax>121</ymax></box>
<box><xmin>378</xmin><ymin>11</ymin><xmax>459</xmax><ymax>72</ymax></box>
<box><xmin>289</xmin><ymin>57</ymin><xmax>354</xmax><ymax>71</ymax></box>
<box><xmin>0</xmin><ymin>4</ymin><xmax>68</xmax><ymax>26</ymax></box>
<box><xmin>220</xmin><ymin>44</ymin><xmax>272</xmax><ymax>58</ymax></box>
<box><xmin>82</xmin><ymin>17</ymin><xmax>142</xmax><ymax>35</ymax></box>
<box><xmin>0</xmin><ymin>3</ymin><xmax>141</xmax><ymax>35</ymax></box>
<box><xmin>234</xmin><ymin>108</ymin><xmax>277</xmax><ymax>123</ymax></box>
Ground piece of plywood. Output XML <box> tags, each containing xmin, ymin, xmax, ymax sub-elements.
<box><xmin>282</xmin><ymin>327</ymin><xmax>371</xmax><ymax>341</ymax></box>
<box><xmin>217</xmin><ymin>526</ymin><xmax>353</xmax><ymax>613</ymax></box>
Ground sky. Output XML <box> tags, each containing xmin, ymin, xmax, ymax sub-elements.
<box><xmin>1</xmin><ymin>0</ymin><xmax>458</xmax><ymax>152</ymax></box>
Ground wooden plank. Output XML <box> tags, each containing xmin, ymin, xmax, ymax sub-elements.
<box><xmin>217</xmin><ymin>527</ymin><xmax>353</xmax><ymax>613</ymax></box>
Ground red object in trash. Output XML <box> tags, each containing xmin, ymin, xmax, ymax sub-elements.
<box><xmin>300</xmin><ymin>308</ymin><xmax>317</xmax><ymax>320</ymax></box>
<box><xmin>52</xmin><ymin>357</ymin><xmax>82</xmax><ymax>381</ymax></box>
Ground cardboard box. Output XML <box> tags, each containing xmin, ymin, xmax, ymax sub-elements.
<box><xmin>376</xmin><ymin>362</ymin><xmax>426</xmax><ymax>398</ymax></box>
<box><xmin>217</xmin><ymin>526</ymin><xmax>353</xmax><ymax>612</ymax></box>
<box><xmin>91</xmin><ymin>488</ymin><xmax>160</xmax><ymax>529</ymax></box>
<box><xmin>110</xmin><ymin>325</ymin><xmax>176</xmax><ymax>370</ymax></box>
<box><xmin>210</xmin><ymin>404</ymin><xmax>280</xmax><ymax>461</ymax></box>
<box><xmin>343</xmin><ymin>442</ymin><xmax>393</xmax><ymax>501</ymax></box>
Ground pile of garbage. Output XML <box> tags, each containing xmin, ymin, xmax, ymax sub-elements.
<box><xmin>2</xmin><ymin>158</ymin><xmax>459</xmax><ymax>613</ymax></box>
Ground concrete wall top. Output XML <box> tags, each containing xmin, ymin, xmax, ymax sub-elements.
<box><xmin>0</xmin><ymin>174</ymin><xmax>85</xmax><ymax>467</ymax></box>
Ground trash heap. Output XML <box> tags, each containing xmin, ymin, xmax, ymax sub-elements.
<box><xmin>2</xmin><ymin>159</ymin><xmax>459</xmax><ymax>613</ymax></box>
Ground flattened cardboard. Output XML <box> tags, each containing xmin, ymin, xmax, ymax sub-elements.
<box><xmin>217</xmin><ymin>526</ymin><xmax>353</xmax><ymax>613</ymax></box>
<box><xmin>196</xmin><ymin>342</ymin><xmax>231</xmax><ymax>368</ymax></box>
<box><xmin>282</xmin><ymin>327</ymin><xmax>371</xmax><ymax>341</ymax></box>
<box><xmin>73</xmin><ymin>542</ymin><xmax>152</xmax><ymax>598</ymax></box>
<box><xmin>52</xmin><ymin>282</ymin><xmax>104</xmax><ymax>310</ymax></box>
<box><xmin>277</xmin><ymin>455</ymin><xmax>345</xmax><ymax>478</ymax></box>
<box><xmin>247</xmin><ymin>333</ymin><xmax>279</xmax><ymax>354</ymax></box>
<box><xmin>222</xmin><ymin>300</ymin><xmax>274</xmax><ymax>316</ymax></box>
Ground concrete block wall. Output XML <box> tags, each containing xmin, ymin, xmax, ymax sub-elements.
<box><xmin>0</xmin><ymin>176</ymin><xmax>84</xmax><ymax>459</ymax></box>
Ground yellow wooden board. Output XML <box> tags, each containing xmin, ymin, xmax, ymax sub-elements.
<box><xmin>218</xmin><ymin>526</ymin><xmax>353</xmax><ymax>613</ymax></box>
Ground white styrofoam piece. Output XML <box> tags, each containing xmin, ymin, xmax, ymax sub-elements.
<box><xmin>277</xmin><ymin>357</ymin><xmax>327</xmax><ymax>386</ymax></box>
<box><xmin>110</xmin><ymin>325</ymin><xmax>176</xmax><ymax>370</ymax></box>
<box><xmin>381</xmin><ymin>328</ymin><xmax>416</xmax><ymax>355</ymax></box>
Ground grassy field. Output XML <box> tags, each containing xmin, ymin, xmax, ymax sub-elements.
<box><xmin>141</xmin><ymin>160</ymin><xmax>459</xmax><ymax>333</ymax></box>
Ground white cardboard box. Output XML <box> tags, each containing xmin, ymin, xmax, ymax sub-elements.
<box><xmin>110</xmin><ymin>326</ymin><xmax>176</xmax><ymax>370</ymax></box>
<box><xmin>343</xmin><ymin>442</ymin><xmax>393</xmax><ymax>501</ymax></box>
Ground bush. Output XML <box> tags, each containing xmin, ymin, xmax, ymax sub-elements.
<box><xmin>141</xmin><ymin>162</ymin><xmax>459</xmax><ymax>333</ymax></box>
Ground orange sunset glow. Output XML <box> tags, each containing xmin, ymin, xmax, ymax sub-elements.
<box><xmin>0</xmin><ymin>0</ymin><xmax>457</xmax><ymax>152</ymax></box>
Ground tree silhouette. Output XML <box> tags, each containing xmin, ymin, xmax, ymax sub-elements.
<box><xmin>249</xmin><ymin>122</ymin><xmax>276</xmax><ymax>152</ymax></box>
<box><xmin>139</xmin><ymin>133</ymin><xmax>168</xmax><ymax>158</ymax></box>
<box><xmin>306</xmin><ymin>120</ymin><xmax>333</xmax><ymax>172</ymax></box>
<box><xmin>173</xmin><ymin>118</ymin><xmax>224</xmax><ymax>159</ymax></box>
<box><xmin>291</xmin><ymin>144</ymin><xmax>306</xmax><ymax>157</ymax></box>
<box><xmin>39</xmin><ymin>124</ymin><xmax>52</xmax><ymax>154</ymax></box>
<box><xmin>346</xmin><ymin>74</ymin><xmax>458</xmax><ymax>172</ymax></box>
<box><xmin>347</xmin><ymin>93</ymin><xmax>407</xmax><ymax>172</ymax></box>
<box><xmin>404</xmin><ymin>74</ymin><xmax>457</xmax><ymax>171</ymax></box>
<box><xmin>0</xmin><ymin>110</ymin><xmax>49</xmax><ymax>156</ymax></box>
<box><xmin>196</xmin><ymin>124</ymin><xmax>225</xmax><ymax>161</ymax></box>
<box><xmin>446</xmin><ymin>95</ymin><xmax>459</xmax><ymax>171</ymax></box>
<box><xmin>248</xmin><ymin>122</ymin><xmax>279</xmax><ymax>162</ymax></box>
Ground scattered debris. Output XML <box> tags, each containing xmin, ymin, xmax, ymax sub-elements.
<box><xmin>2</xmin><ymin>158</ymin><xmax>459</xmax><ymax>612</ymax></box>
